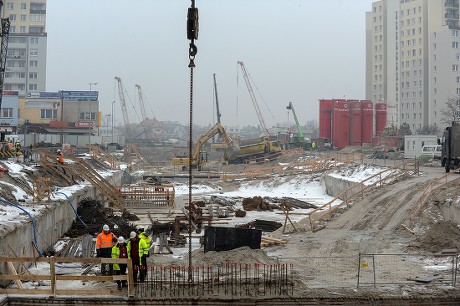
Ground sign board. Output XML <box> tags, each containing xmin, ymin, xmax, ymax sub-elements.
<box><xmin>0</xmin><ymin>127</ymin><xmax>13</xmax><ymax>132</ymax></box>
<box><xmin>75</xmin><ymin>121</ymin><xmax>93</xmax><ymax>128</ymax></box>
<box><xmin>62</xmin><ymin>91</ymin><xmax>98</xmax><ymax>101</ymax></box>
<box><xmin>27</xmin><ymin>92</ymin><xmax>61</xmax><ymax>99</ymax></box>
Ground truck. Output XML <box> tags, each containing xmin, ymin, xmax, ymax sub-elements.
<box><xmin>440</xmin><ymin>122</ymin><xmax>460</xmax><ymax>172</ymax></box>
<box><xmin>227</xmin><ymin>137</ymin><xmax>282</xmax><ymax>164</ymax></box>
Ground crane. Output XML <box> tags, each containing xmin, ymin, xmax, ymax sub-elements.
<box><xmin>286</xmin><ymin>102</ymin><xmax>305</xmax><ymax>148</ymax></box>
<box><xmin>237</xmin><ymin>61</ymin><xmax>270</xmax><ymax>137</ymax></box>
<box><xmin>135</xmin><ymin>84</ymin><xmax>148</xmax><ymax>123</ymax></box>
<box><xmin>213</xmin><ymin>73</ymin><xmax>221</xmax><ymax>125</ymax></box>
<box><xmin>0</xmin><ymin>1</ymin><xmax>9</xmax><ymax>141</ymax></box>
<box><xmin>115</xmin><ymin>76</ymin><xmax>132</xmax><ymax>140</ymax></box>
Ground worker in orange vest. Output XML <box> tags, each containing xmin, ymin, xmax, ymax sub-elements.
<box><xmin>96</xmin><ymin>224</ymin><xmax>117</xmax><ymax>275</ymax></box>
<box><xmin>56</xmin><ymin>149</ymin><xmax>64</xmax><ymax>164</ymax></box>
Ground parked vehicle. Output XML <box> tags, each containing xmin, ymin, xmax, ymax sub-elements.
<box><xmin>420</xmin><ymin>145</ymin><xmax>441</xmax><ymax>160</ymax></box>
<box><xmin>440</xmin><ymin>122</ymin><xmax>460</xmax><ymax>172</ymax></box>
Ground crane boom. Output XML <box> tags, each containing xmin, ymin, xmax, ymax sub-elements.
<box><xmin>135</xmin><ymin>84</ymin><xmax>147</xmax><ymax>123</ymax></box>
<box><xmin>115</xmin><ymin>76</ymin><xmax>132</xmax><ymax>140</ymax></box>
<box><xmin>237</xmin><ymin>61</ymin><xmax>270</xmax><ymax>137</ymax></box>
<box><xmin>213</xmin><ymin>73</ymin><xmax>221</xmax><ymax>124</ymax></box>
<box><xmin>0</xmin><ymin>3</ymin><xmax>9</xmax><ymax>111</ymax></box>
<box><xmin>287</xmin><ymin>102</ymin><xmax>304</xmax><ymax>146</ymax></box>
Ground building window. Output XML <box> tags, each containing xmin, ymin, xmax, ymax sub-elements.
<box><xmin>21</xmin><ymin>2</ymin><xmax>26</xmax><ymax>9</ymax></box>
<box><xmin>9</xmin><ymin>14</ymin><xmax>16</xmax><ymax>21</ymax></box>
<box><xmin>40</xmin><ymin>109</ymin><xmax>57</xmax><ymax>119</ymax></box>
<box><xmin>10</xmin><ymin>26</ymin><xmax>15</xmax><ymax>33</ymax></box>
<box><xmin>19</xmin><ymin>26</ymin><xmax>26</xmax><ymax>33</ymax></box>
<box><xmin>20</xmin><ymin>15</ymin><xmax>26</xmax><ymax>21</ymax></box>
<box><xmin>29</xmin><ymin>50</ymin><xmax>38</xmax><ymax>57</ymax></box>
<box><xmin>28</xmin><ymin>84</ymin><xmax>37</xmax><ymax>91</ymax></box>
<box><xmin>453</xmin><ymin>30</ymin><xmax>458</xmax><ymax>37</ymax></box>
<box><xmin>0</xmin><ymin>108</ymin><xmax>12</xmax><ymax>118</ymax></box>
<box><xmin>29</xmin><ymin>72</ymin><xmax>37</xmax><ymax>79</ymax></box>
<box><xmin>453</xmin><ymin>42</ymin><xmax>459</xmax><ymax>48</ymax></box>
<box><xmin>80</xmin><ymin>113</ymin><xmax>97</xmax><ymax>120</ymax></box>
<box><xmin>6</xmin><ymin>2</ymin><xmax>13</xmax><ymax>9</ymax></box>
<box><xmin>29</xmin><ymin>60</ymin><xmax>38</xmax><ymax>68</ymax></box>
<box><xmin>30</xmin><ymin>37</ymin><xmax>38</xmax><ymax>44</ymax></box>
<box><xmin>453</xmin><ymin>64</ymin><xmax>458</xmax><ymax>71</ymax></box>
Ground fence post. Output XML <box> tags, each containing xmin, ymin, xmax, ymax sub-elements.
<box><xmin>372</xmin><ymin>254</ymin><xmax>376</xmax><ymax>289</ymax></box>
<box><xmin>357</xmin><ymin>253</ymin><xmax>361</xmax><ymax>288</ymax></box>
<box><xmin>49</xmin><ymin>257</ymin><xmax>56</xmax><ymax>296</ymax></box>
<box><xmin>127</xmin><ymin>258</ymin><xmax>134</xmax><ymax>297</ymax></box>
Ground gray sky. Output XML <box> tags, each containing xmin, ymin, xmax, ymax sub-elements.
<box><xmin>46</xmin><ymin>0</ymin><xmax>374</xmax><ymax>128</ymax></box>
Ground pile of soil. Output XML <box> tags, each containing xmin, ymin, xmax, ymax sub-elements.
<box><xmin>243</xmin><ymin>196</ymin><xmax>273</xmax><ymax>211</ymax></box>
<box><xmin>409</xmin><ymin>220</ymin><xmax>460</xmax><ymax>253</ymax></box>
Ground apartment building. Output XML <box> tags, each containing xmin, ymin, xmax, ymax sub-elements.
<box><xmin>2</xmin><ymin>0</ymin><xmax>46</xmax><ymax>97</ymax></box>
<box><xmin>366</xmin><ymin>0</ymin><xmax>460</xmax><ymax>134</ymax></box>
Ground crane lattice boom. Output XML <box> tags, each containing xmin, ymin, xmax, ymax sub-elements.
<box><xmin>135</xmin><ymin>84</ymin><xmax>147</xmax><ymax>123</ymax></box>
<box><xmin>115</xmin><ymin>76</ymin><xmax>132</xmax><ymax>140</ymax></box>
<box><xmin>237</xmin><ymin>61</ymin><xmax>269</xmax><ymax>137</ymax></box>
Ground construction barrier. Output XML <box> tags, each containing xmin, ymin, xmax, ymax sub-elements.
<box><xmin>117</xmin><ymin>184</ymin><xmax>175</xmax><ymax>209</ymax></box>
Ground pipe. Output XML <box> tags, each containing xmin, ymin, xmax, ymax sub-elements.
<box><xmin>54</xmin><ymin>191</ymin><xmax>87</xmax><ymax>227</ymax></box>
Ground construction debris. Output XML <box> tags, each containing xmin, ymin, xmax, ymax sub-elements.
<box><xmin>261</xmin><ymin>236</ymin><xmax>287</xmax><ymax>247</ymax></box>
<box><xmin>237</xmin><ymin>219</ymin><xmax>282</xmax><ymax>232</ymax></box>
<box><xmin>242</xmin><ymin>196</ymin><xmax>273</xmax><ymax>211</ymax></box>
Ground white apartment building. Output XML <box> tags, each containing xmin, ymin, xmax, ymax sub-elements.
<box><xmin>366</xmin><ymin>0</ymin><xmax>460</xmax><ymax>135</ymax></box>
<box><xmin>2</xmin><ymin>0</ymin><xmax>46</xmax><ymax>97</ymax></box>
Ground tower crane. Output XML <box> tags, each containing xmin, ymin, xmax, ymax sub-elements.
<box><xmin>135</xmin><ymin>84</ymin><xmax>148</xmax><ymax>123</ymax></box>
<box><xmin>237</xmin><ymin>61</ymin><xmax>270</xmax><ymax>137</ymax></box>
<box><xmin>286</xmin><ymin>102</ymin><xmax>305</xmax><ymax>148</ymax></box>
<box><xmin>0</xmin><ymin>1</ymin><xmax>10</xmax><ymax>141</ymax></box>
<box><xmin>213</xmin><ymin>73</ymin><xmax>221</xmax><ymax>125</ymax></box>
<box><xmin>115</xmin><ymin>76</ymin><xmax>132</xmax><ymax>140</ymax></box>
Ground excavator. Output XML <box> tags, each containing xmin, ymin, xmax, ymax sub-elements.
<box><xmin>171</xmin><ymin>123</ymin><xmax>235</xmax><ymax>170</ymax></box>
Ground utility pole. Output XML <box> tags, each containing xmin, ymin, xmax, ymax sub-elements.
<box><xmin>60</xmin><ymin>90</ymin><xmax>64</xmax><ymax>145</ymax></box>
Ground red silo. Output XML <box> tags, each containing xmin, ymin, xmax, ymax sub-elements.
<box><xmin>332</xmin><ymin>99</ymin><xmax>350</xmax><ymax>149</ymax></box>
<box><xmin>375</xmin><ymin>103</ymin><xmax>387</xmax><ymax>136</ymax></box>
<box><xmin>361</xmin><ymin>100</ymin><xmax>373</xmax><ymax>143</ymax></box>
<box><xmin>319</xmin><ymin>99</ymin><xmax>332</xmax><ymax>141</ymax></box>
<box><xmin>349</xmin><ymin>100</ymin><xmax>362</xmax><ymax>146</ymax></box>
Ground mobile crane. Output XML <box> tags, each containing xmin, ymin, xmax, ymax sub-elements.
<box><xmin>115</xmin><ymin>76</ymin><xmax>132</xmax><ymax>140</ymax></box>
<box><xmin>286</xmin><ymin>102</ymin><xmax>306</xmax><ymax>149</ymax></box>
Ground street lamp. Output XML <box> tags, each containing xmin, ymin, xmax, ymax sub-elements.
<box><xmin>111</xmin><ymin>100</ymin><xmax>116</xmax><ymax>143</ymax></box>
<box><xmin>89</xmin><ymin>82</ymin><xmax>98</xmax><ymax>91</ymax></box>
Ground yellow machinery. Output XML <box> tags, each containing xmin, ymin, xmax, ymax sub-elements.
<box><xmin>228</xmin><ymin>137</ymin><xmax>282</xmax><ymax>164</ymax></box>
<box><xmin>171</xmin><ymin>123</ymin><xmax>234</xmax><ymax>170</ymax></box>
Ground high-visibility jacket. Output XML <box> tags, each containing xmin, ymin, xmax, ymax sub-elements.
<box><xmin>127</xmin><ymin>238</ymin><xmax>147</xmax><ymax>262</ymax></box>
<box><xmin>96</xmin><ymin>231</ymin><xmax>116</xmax><ymax>250</ymax></box>
<box><xmin>111</xmin><ymin>243</ymin><xmax>128</xmax><ymax>270</ymax></box>
<box><xmin>138</xmin><ymin>232</ymin><xmax>151</xmax><ymax>256</ymax></box>
<box><xmin>57</xmin><ymin>151</ymin><xmax>64</xmax><ymax>163</ymax></box>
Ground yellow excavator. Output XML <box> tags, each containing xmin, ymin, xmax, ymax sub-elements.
<box><xmin>171</xmin><ymin>123</ymin><xmax>235</xmax><ymax>170</ymax></box>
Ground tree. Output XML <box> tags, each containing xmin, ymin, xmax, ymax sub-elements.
<box><xmin>305</xmin><ymin>120</ymin><xmax>319</xmax><ymax>139</ymax></box>
<box><xmin>416</xmin><ymin>125</ymin><xmax>438</xmax><ymax>135</ymax></box>
<box><xmin>440</xmin><ymin>96</ymin><xmax>460</xmax><ymax>125</ymax></box>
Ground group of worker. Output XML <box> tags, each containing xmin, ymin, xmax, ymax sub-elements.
<box><xmin>95</xmin><ymin>224</ymin><xmax>151</xmax><ymax>290</ymax></box>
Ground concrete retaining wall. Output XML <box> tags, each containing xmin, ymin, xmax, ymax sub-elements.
<box><xmin>323</xmin><ymin>174</ymin><xmax>359</xmax><ymax>200</ymax></box>
<box><xmin>438</xmin><ymin>201</ymin><xmax>460</xmax><ymax>224</ymax></box>
<box><xmin>0</xmin><ymin>170</ymin><xmax>123</xmax><ymax>276</ymax></box>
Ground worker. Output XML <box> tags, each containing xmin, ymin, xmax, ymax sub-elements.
<box><xmin>6</xmin><ymin>140</ymin><xmax>11</xmax><ymax>152</ymax></box>
<box><xmin>137</xmin><ymin>228</ymin><xmax>151</xmax><ymax>257</ymax></box>
<box><xmin>111</xmin><ymin>236</ymin><xmax>128</xmax><ymax>290</ymax></box>
<box><xmin>312</xmin><ymin>141</ymin><xmax>316</xmax><ymax>150</ymax></box>
<box><xmin>96</xmin><ymin>224</ymin><xmax>117</xmax><ymax>276</ymax></box>
<box><xmin>56</xmin><ymin>149</ymin><xmax>64</xmax><ymax>164</ymax></box>
<box><xmin>127</xmin><ymin>231</ymin><xmax>147</xmax><ymax>283</ymax></box>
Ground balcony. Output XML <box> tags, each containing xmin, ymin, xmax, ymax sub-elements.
<box><xmin>29</xmin><ymin>9</ymin><xmax>46</xmax><ymax>14</ymax></box>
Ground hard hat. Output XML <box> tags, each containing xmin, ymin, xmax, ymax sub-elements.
<box><xmin>118</xmin><ymin>236</ymin><xmax>125</xmax><ymax>244</ymax></box>
<box><xmin>130</xmin><ymin>231</ymin><xmax>137</xmax><ymax>239</ymax></box>
<box><xmin>137</xmin><ymin>228</ymin><xmax>144</xmax><ymax>233</ymax></box>
<box><xmin>103</xmin><ymin>224</ymin><xmax>110</xmax><ymax>231</ymax></box>
<box><xmin>57</xmin><ymin>149</ymin><xmax>61</xmax><ymax>153</ymax></box>
<box><xmin>113</xmin><ymin>224</ymin><xmax>119</xmax><ymax>230</ymax></box>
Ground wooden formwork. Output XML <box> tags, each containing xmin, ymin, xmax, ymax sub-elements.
<box><xmin>117</xmin><ymin>184</ymin><xmax>175</xmax><ymax>209</ymax></box>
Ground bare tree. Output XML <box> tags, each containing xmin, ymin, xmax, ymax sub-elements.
<box><xmin>441</xmin><ymin>96</ymin><xmax>460</xmax><ymax>125</ymax></box>
<box><xmin>305</xmin><ymin>119</ymin><xmax>319</xmax><ymax>139</ymax></box>
<box><xmin>416</xmin><ymin>124</ymin><xmax>439</xmax><ymax>135</ymax></box>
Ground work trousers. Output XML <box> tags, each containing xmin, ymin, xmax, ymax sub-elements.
<box><xmin>114</xmin><ymin>264</ymin><xmax>127</xmax><ymax>287</ymax></box>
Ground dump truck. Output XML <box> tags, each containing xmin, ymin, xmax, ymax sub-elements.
<box><xmin>227</xmin><ymin>137</ymin><xmax>282</xmax><ymax>164</ymax></box>
<box><xmin>440</xmin><ymin>122</ymin><xmax>460</xmax><ymax>172</ymax></box>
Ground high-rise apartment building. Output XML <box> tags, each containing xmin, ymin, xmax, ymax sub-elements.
<box><xmin>366</xmin><ymin>0</ymin><xmax>460</xmax><ymax>134</ymax></box>
<box><xmin>2</xmin><ymin>0</ymin><xmax>46</xmax><ymax>97</ymax></box>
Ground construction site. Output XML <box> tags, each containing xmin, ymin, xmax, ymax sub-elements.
<box><xmin>0</xmin><ymin>140</ymin><xmax>459</xmax><ymax>305</ymax></box>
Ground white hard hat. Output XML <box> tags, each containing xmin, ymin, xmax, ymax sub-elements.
<box><xmin>113</xmin><ymin>224</ymin><xmax>119</xmax><ymax>230</ymax></box>
<box><xmin>118</xmin><ymin>236</ymin><xmax>125</xmax><ymax>244</ymax></box>
<box><xmin>103</xmin><ymin>224</ymin><xmax>110</xmax><ymax>231</ymax></box>
<box><xmin>130</xmin><ymin>231</ymin><xmax>137</xmax><ymax>239</ymax></box>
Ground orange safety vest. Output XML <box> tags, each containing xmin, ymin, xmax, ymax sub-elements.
<box><xmin>96</xmin><ymin>231</ymin><xmax>116</xmax><ymax>250</ymax></box>
<box><xmin>57</xmin><ymin>152</ymin><xmax>64</xmax><ymax>163</ymax></box>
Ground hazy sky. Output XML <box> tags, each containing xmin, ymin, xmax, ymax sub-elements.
<box><xmin>46</xmin><ymin>0</ymin><xmax>375</xmax><ymax>128</ymax></box>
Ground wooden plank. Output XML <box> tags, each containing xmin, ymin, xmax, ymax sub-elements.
<box><xmin>55</xmin><ymin>289</ymin><xmax>115</xmax><ymax>295</ymax></box>
<box><xmin>7</xmin><ymin>262</ymin><xmax>25</xmax><ymax>289</ymax></box>
<box><xmin>0</xmin><ymin>289</ymin><xmax>53</xmax><ymax>295</ymax></box>
<box><xmin>0</xmin><ymin>275</ymin><xmax>51</xmax><ymax>281</ymax></box>
<box><xmin>56</xmin><ymin>275</ymin><xmax>127</xmax><ymax>281</ymax></box>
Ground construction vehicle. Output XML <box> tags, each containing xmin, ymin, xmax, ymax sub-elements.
<box><xmin>286</xmin><ymin>102</ymin><xmax>309</xmax><ymax>149</ymax></box>
<box><xmin>237</xmin><ymin>61</ymin><xmax>270</xmax><ymax>137</ymax></box>
<box><xmin>171</xmin><ymin>123</ymin><xmax>234</xmax><ymax>170</ymax></box>
<box><xmin>440</xmin><ymin>121</ymin><xmax>460</xmax><ymax>172</ymax></box>
<box><xmin>227</xmin><ymin>137</ymin><xmax>282</xmax><ymax>164</ymax></box>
